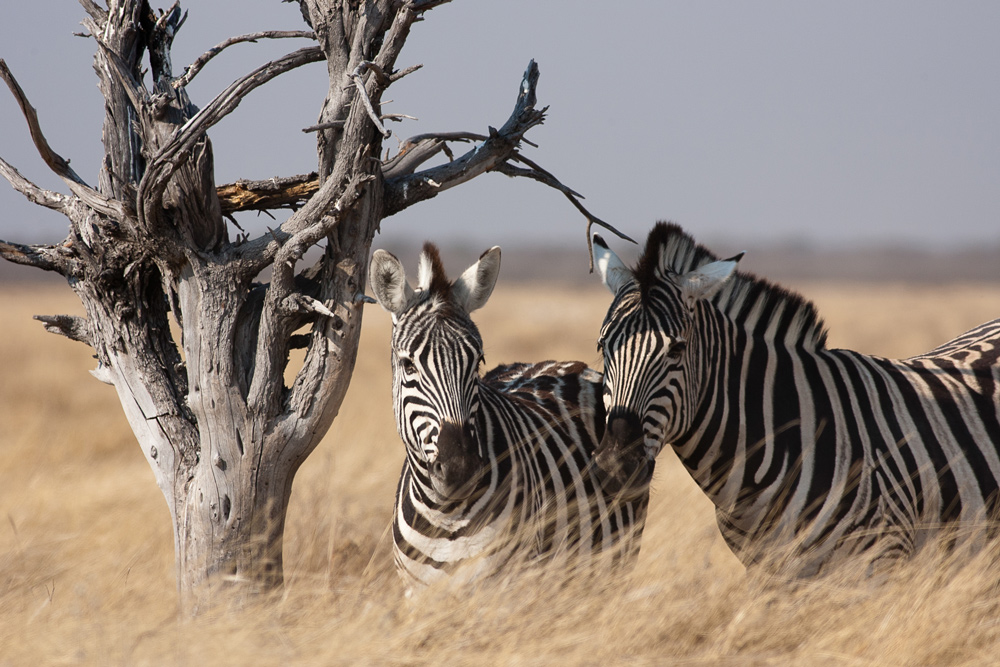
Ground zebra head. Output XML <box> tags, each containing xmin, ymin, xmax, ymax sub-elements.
<box><xmin>590</xmin><ymin>225</ymin><xmax>742</xmax><ymax>495</ymax></box>
<box><xmin>370</xmin><ymin>242</ymin><xmax>502</xmax><ymax>502</ymax></box>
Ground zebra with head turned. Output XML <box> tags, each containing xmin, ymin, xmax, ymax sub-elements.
<box><xmin>590</xmin><ymin>222</ymin><xmax>1000</xmax><ymax>577</ymax></box>
<box><xmin>369</xmin><ymin>242</ymin><xmax>649</xmax><ymax>589</ymax></box>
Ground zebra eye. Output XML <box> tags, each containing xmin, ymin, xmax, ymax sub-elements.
<box><xmin>666</xmin><ymin>339</ymin><xmax>687</xmax><ymax>361</ymax></box>
<box><xmin>399</xmin><ymin>356</ymin><xmax>418</xmax><ymax>375</ymax></box>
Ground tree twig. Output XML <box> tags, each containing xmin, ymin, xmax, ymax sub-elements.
<box><xmin>496</xmin><ymin>152</ymin><xmax>637</xmax><ymax>268</ymax></box>
<box><xmin>173</xmin><ymin>30</ymin><xmax>316</xmax><ymax>89</ymax></box>
<box><xmin>350</xmin><ymin>61</ymin><xmax>391</xmax><ymax>138</ymax></box>
<box><xmin>409</xmin><ymin>0</ymin><xmax>454</xmax><ymax>11</ymax></box>
<box><xmin>302</xmin><ymin>113</ymin><xmax>416</xmax><ymax>134</ymax></box>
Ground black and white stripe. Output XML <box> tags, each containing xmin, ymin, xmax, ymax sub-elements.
<box><xmin>592</xmin><ymin>222</ymin><xmax>1000</xmax><ymax>576</ymax></box>
<box><xmin>370</xmin><ymin>243</ymin><xmax>648</xmax><ymax>589</ymax></box>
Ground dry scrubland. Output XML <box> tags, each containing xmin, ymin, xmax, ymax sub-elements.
<box><xmin>2</xmin><ymin>279</ymin><xmax>1000</xmax><ymax>665</ymax></box>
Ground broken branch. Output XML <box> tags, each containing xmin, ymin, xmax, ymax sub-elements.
<box><xmin>216</xmin><ymin>173</ymin><xmax>319</xmax><ymax>214</ymax></box>
<box><xmin>34</xmin><ymin>314</ymin><xmax>93</xmax><ymax>346</ymax></box>
<box><xmin>0</xmin><ymin>240</ymin><xmax>77</xmax><ymax>276</ymax></box>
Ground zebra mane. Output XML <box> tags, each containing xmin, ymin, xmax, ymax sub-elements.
<box><xmin>418</xmin><ymin>242</ymin><xmax>454</xmax><ymax>298</ymax></box>
<box><xmin>413</xmin><ymin>242</ymin><xmax>484</xmax><ymax>327</ymax></box>
<box><xmin>637</xmin><ymin>222</ymin><xmax>829</xmax><ymax>350</ymax></box>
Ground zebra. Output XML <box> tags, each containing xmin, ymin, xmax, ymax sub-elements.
<box><xmin>590</xmin><ymin>221</ymin><xmax>1000</xmax><ymax>577</ymax></box>
<box><xmin>368</xmin><ymin>242</ymin><xmax>649</xmax><ymax>589</ymax></box>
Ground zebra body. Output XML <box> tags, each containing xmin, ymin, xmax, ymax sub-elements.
<box><xmin>370</xmin><ymin>243</ymin><xmax>647</xmax><ymax>588</ymax></box>
<box><xmin>592</xmin><ymin>222</ymin><xmax>1000</xmax><ymax>576</ymax></box>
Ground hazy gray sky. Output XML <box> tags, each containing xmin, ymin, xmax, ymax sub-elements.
<box><xmin>1</xmin><ymin>1</ymin><xmax>998</xmax><ymax>253</ymax></box>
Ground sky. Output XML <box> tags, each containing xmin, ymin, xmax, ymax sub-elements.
<box><xmin>1</xmin><ymin>1</ymin><xmax>998</xmax><ymax>257</ymax></box>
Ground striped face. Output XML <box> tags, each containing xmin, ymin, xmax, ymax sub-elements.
<box><xmin>591</xmin><ymin>231</ymin><xmax>740</xmax><ymax>495</ymax></box>
<box><xmin>370</xmin><ymin>243</ymin><xmax>502</xmax><ymax>503</ymax></box>
<box><xmin>595</xmin><ymin>284</ymin><xmax>693</xmax><ymax>493</ymax></box>
<box><xmin>391</xmin><ymin>296</ymin><xmax>487</xmax><ymax>501</ymax></box>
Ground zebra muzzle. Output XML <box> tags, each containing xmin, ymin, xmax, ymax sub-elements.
<box><xmin>429</xmin><ymin>421</ymin><xmax>486</xmax><ymax>501</ymax></box>
<box><xmin>594</xmin><ymin>411</ymin><xmax>653</xmax><ymax>499</ymax></box>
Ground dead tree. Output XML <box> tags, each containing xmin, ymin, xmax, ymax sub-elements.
<box><xmin>0</xmin><ymin>0</ymin><xmax>627</xmax><ymax>612</ymax></box>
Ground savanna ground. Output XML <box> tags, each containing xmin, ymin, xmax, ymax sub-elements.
<box><xmin>2</xmin><ymin>276</ymin><xmax>1000</xmax><ymax>665</ymax></box>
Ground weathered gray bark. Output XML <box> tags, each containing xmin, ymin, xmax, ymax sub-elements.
<box><xmin>0</xmin><ymin>0</ymin><xmax>629</xmax><ymax>613</ymax></box>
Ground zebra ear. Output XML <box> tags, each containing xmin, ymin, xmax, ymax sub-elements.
<box><xmin>369</xmin><ymin>249</ymin><xmax>416</xmax><ymax>315</ymax></box>
<box><xmin>679</xmin><ymin>252</ymin><xmax>744</xmax><ymax>308</ymax></box>
<box><xmin>592</xmin><ymin>234</ymin><xmax>634</xmax><ymax>295</ymax></box>
<box><xmin>453</xmin><ymin>246</ymin><xmax>501</xmax><ymax>313</ymax></box>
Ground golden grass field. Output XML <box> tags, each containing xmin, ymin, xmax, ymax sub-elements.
<box><xmin>2</xmin><ymin>278</ymin><xmax>1000</xmax><ymax>665</ymax></box>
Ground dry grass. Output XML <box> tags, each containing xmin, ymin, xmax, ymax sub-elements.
<box><xmin>2</xmin><ymin>280</ymin><xmax>999</xmax><ymax>665</ymax></box>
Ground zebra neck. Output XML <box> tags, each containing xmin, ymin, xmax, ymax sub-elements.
<box><xmin>672</xmin><ymin>307</ymin><xmax>819</xmax><ymax>518</ymax></box>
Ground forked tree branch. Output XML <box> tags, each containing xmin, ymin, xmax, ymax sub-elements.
<box><xmin>77</xmin><ymin>0</ymin><xmax>107</xmax><ymax>23</ymax></box>
<box><xmin>382</xmin><ymin>132</ymin><xmax>485</xmax><ymax>179</ymax></box>
<box><xmin>0</xmin><ymin>59</ymin><xmax>124</xmax><ymax>220</ymax></box>
<box><xmin>246</xmin><ymin>171</ymin><xmax>373</xmax><ymax>419</ymax></box>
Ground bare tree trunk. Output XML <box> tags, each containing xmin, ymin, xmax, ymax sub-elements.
<box><xmin>0</xmin><ymin>0</ymin><xmax>629</xmax><ymax>613</ymax></box>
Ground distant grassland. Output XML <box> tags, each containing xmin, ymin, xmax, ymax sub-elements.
<box><xmin>2</xmin><ymin>281</ymin><xmax>1000</xmax><ymax>665</ymax></box>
